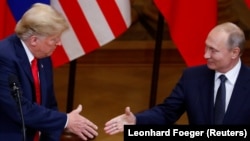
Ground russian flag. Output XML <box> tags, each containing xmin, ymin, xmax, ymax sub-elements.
<box><xmin>0</xmin><ymin>0</ymin><xmax>50</xmax><ymax>39</ymax></box>
<box><xmin>245</xmin><ymin>0</ymin><xmax>250</xmax><ymax>8</ymax></box>
<box><xmin>153</xmin><ymin>0</ymin><xmax>217</xmax><ymax>67</ymax></box>
<box><xmin>1</xmin><ymin>0</ymin><xmax>131</xmax><ymax>67</ymax></box>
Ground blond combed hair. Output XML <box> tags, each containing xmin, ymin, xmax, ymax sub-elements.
<box><xmin>15</xmin><ymin>3</ymin><xmax>69</xmax><ymax>40</ymax></box>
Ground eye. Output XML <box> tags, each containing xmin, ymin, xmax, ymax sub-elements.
<box><xmin>50</xmin><ymin>37</ymin><xmax>59</xmax><ymax>44</ymax></box>
<box><xmin>211</xmin><ymin>48</ymin><xmax>220</xmax><ymax>53</ymax></box>
<box><xmin>211</xmin><ymin>48</ymin><xmax>216</xmax><ymax>53</ymax></box>
<box><xmin>206</xmin><ymin>47</ymin><xmax>218</xmax><ymax>53</ymax></box>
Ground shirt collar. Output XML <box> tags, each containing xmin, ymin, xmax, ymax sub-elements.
<box><xmin>20</xmin><ymin>39</ymin><xmax>34</xmax><ymax>64</ymax></box>
<box><xmin>215</xmin><ymin>59</ymin><xmax>241</xmax><ymax>85</ymax></box>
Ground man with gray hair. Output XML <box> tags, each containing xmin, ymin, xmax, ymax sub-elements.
<box><xmin>104</xmin><ymin>22</ymin><xmax>250</xmax><ymax>135</ymax></box>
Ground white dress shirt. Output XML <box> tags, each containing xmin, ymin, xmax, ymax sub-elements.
<box><xmin>214</xmin><ymin>59</ymin><xmax>241</xmax><ymax>112</ymax></box>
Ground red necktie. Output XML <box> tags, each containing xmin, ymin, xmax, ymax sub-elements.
<box><xmin>31</xmin><ymin>58</ymin><xmax>41</xmax><ymax>104</ymax></box>
<box><xmin>31</xmin><ymin>58</ymin><xmax>41</xmax><ymax>141</ymax></box>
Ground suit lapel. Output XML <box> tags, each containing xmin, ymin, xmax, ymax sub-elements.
<box><xmin>13</xmin><ymin>35</ymin><xmax>34</xmax><ymax>83</ymax></box>
<box><xmin>224</xmin><ymin>64</ymin><xmax>250</xmax><ymax>123</ymax></box>
<box><xmin>198</xmin><ymin>70</ymin><xmax>215</xmax><ymax>124</ymax></box>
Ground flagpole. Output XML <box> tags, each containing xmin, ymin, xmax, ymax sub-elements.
<box><xmin>66</xmin><ymin>60</ymin><xmax>77</xmax><ymax>112</ymax></box>
<box><xmin>62</xmin><ymin>60</ymin><xmax>82</xmax><ymax>141</ymax></box>
<box><xmin>149</xmin><ymin>12</ymin><xmax>164</xmax><ymax>108</ymax></box>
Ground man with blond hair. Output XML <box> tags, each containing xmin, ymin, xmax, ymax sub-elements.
<box><xmin>0</xmin><ymin>3</ymin><xmax>98</xmax><ymax>141</ymax></box>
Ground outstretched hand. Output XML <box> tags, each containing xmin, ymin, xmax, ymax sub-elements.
<box><xmin>66</xmin><ymin>104</ymin><xmax>98</xmax><ymax>140</ymax></box>
<box><xmin>104</xmin><ymin>106</ymin><xmax>136</xmax><ymax>135</ymax></box>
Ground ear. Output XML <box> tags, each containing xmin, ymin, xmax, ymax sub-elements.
<box><xmin>29</xmin><ymin>35</ymin><xmax>39</xmax><ymax>46</ymax></box>
<box><xmin>231</xmin><ymin>47</ymin><xmax>240</xmax><ymax>59</ymax></box>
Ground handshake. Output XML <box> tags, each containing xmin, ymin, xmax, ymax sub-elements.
<box><xmin>66</xmin><ymin>106</ymin><xmax>135</xmax><ymax>140</ymax></box>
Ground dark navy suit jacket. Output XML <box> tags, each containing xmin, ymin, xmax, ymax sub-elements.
<box><xmin>136</xmin><ymin>64</ymin><xmax>250</xmax><ymax>125</ymax></box>
<box><xmin>0</xmin><ymin>34</ymin><xmax>67</xmax><ymax>141</ymax></box>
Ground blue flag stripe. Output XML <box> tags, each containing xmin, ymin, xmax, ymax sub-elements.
<box><xmin>7</xmin><ymin>0</ymin><xmax>50</xmax><ymax>21</ymax></box>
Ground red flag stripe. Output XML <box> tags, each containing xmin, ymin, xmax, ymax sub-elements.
<box><xmin>51</xmin><ymin>0</ymin><xmax>84</xmax><ymax>67</ymax></box>
<box><xmin>77</xmin><ymin>0</ymin><xmax>115</xmax><ymax>46</ymax></box>
<box><xmin>0</xmin><ymin>0</ymin><xmax>7</xmax><ymax>39</ymax></box>
<box><xmin>52</xmin><ymin>0</ymin><xmax>86</xmax><ymax>58</ymax></box>
<box><xmin>115</xmin><ymin>0</ymin><xmax>132</xmax><ymax>28</ymax></box>
<box><xmin>154</xmin><ymin>0</ymin><xmax>217</xmax><ymax>67</ymax></box>
<box><xmin>51</xmin><ymin>45</ymin><xmax>70</xmax><ymax>67</ymax></box>
<box><xmin>51</xmin><ymin>0</ymin><xmax>131</xmax><ymax>67</ymax></box>
<box><xmin>245</xmin><ymin>0</ymin><xmax>250</xmax><ymax>8</ymax></box>
<box><xmin>1</xmin><ymin>0</ymin><xmax>131</xmax><ymax>67</ymax></box>
<box><xmin>58</xmin><ymin>0</ymin><xmax>100</xmax><ymax>53</ymax></box>
<box><xmin>0</xmin><ymin>0</ymin><xmax>16</xmax><ymax>39</ymax></box>
<box><xmin>97</xmin><ymin>0</ymin><xmax>127</xmax><ymax>37</ymax></box>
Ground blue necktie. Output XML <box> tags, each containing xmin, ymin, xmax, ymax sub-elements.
<box><xmin>214</xmin><ymin>75</ymin><xmax>227</xmax><ymax>124</ymax></box>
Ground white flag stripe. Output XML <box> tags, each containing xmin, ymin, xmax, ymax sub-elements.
<box><xmin>115</xmin><ymin>0</ymin><xmax>131</xmax><ymax>28</ymax></box>
<box><xmin>78</xmin><ymin>0</ymin><xmax>115</xmax><ymax>46</ymax></box>
<box><xmin>51</xmin><ymin>0</ymin><xmax>85</xmax><ymax>60</ymax></box>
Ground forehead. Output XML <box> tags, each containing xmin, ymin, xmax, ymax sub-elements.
<box><xmin>48</xmin><ymin>33</ymin><xmax>61</xmax><ymax>38</ymax></box>
<box><xmin>40</xmin><ymin>34</ymin><xmax>60</xmax><ymax>41</ymax></box>
<box><xmin>206</xmin><ymin>29</ymin><xmax>228</xmax><ymax>47</ymax></box>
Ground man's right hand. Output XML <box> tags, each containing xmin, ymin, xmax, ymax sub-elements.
<box><xmin>66</xmin><ymin>104</ymin><xmax>98</xmax><ymax>140</ymax></box>
<box><xmin>104</xmin><ymin>106</ymin><xmax>136</xmax><ymax>135</ymax></box>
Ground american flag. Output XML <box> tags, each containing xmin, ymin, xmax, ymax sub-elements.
<box><xmin>0</xmin><ymin>0</ymin><xmax>131</xmax><ymax>67</ymax></box>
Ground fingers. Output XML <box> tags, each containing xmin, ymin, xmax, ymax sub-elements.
<box><xmin>83</xmin><ymin>118</ymin><xmax>98</xmax><ymax>133</ymax></box>
<box><xmin>68</xmin><ymin>121</ymin><xmax>98</xmax><ymax>141</ymax></box>
<box><xmin>104</xmin><ymin>121</ymin><xmax>122</xmax><ymax>135</ymax></box>
<box><xmin>104</xmin><ymin>115</ymin><xmax>123</xmax><ymax>135</ymax></box>
<box><xmin>81</xmin><ymin>124</ymin><xmax>98</xmax><ymax>140</ymax></box>
<box><xmin>104</xmin><ymin>106</ymin><xmax>137</xmax><ymax>135</ymax></box>
<box><xmin>78</xmin><ymin>118</ymin><xmax>99</xmax><ymax>138</ymax></box>
<box><xmin>104</xmin><ymin>107</ymin><xmax>129</xmax><ymax>135</ymax></box>
<box><xmin>66</xmin><ymin>105</ymin><xmax>98</xmax><ymax>140</ymax></box>
<box><xmin>105</xmin><ymin>117</ymin><xmax>118</xmax><ymax>127</ymax></box>
<box><xmin>105</xmin><ymin>106</ymin><xmax>130</xmax><ymax>126</ymax></box>
<box><xmin>75</xmin><ymin>127</ymin><xmax>97</xmax><ymax>141</ymax></box>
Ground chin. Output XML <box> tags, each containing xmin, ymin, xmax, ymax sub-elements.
<box><xmin>47</xmin><ymin>53</ymin><xmax>53</xmax><ymax>56</ymax></box>
<box><xmin>207</xmin><ymin>63</ymin><xmax>216</xmax><ymax>70</ymax></box>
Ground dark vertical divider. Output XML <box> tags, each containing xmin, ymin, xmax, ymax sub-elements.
<box><xmin>66</xmin><ymin>59</ymin><xmax>77</xmax><ymax>112</ymax></box>
<box><xmin>149</xmin><ymin>13</ymin><xmax>164</xmax><ymax>108</ymax></box>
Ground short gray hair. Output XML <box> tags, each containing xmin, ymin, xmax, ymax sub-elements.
<box><xmin>217</xmin><ymin>22</ymin><xmax>245</xmax><ymax>53</ymax></box>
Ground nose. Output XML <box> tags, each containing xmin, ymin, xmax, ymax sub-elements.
<box><xmin>204</xmin><ymin>50</ymin><xmax>210</xmax><ymax>59</ymax></box>
<box><xmin>55</xmin><ymin>39</ymin><xmax>62</xmax><ymax>46</ymax></box>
